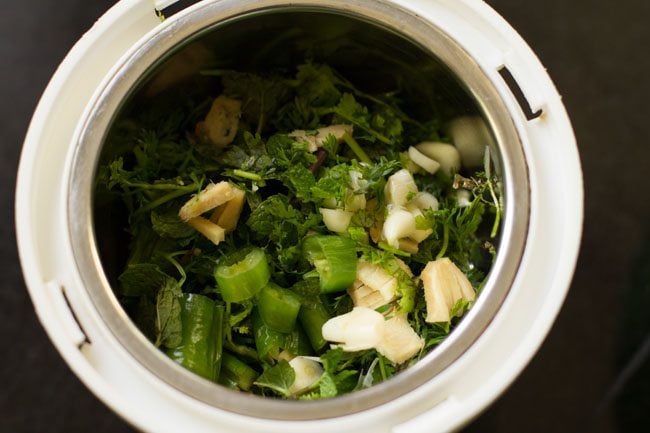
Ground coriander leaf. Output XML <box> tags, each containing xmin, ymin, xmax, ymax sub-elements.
<box><xmin>219</xmin><ymin>132</ymin><xmax>273</xmax><ymax>174</ymax></box>
<box><xmin>273</xmin><ymin>64</ymin><xmax>343</xmax><ymax>131</ymax></box>
<box><xmin>450</xmin><ymin>297</ymin><xmax>472</xmax><ymax>319</ymax></box>
<box><xmin>246</xmin><ymin>195</ymin><xmax>320</xmax><ymax>272</ymax></box>
<box><xmin>266</xmin><ymin>134</ymin><xmax>316</xmax><ymax>168</ymax></box>
<box><xmin>331</xmin><ymin>93</ymin><xmax>388</xmax><ymax>144</ymax></box>
<box><xmin>370</xmin><ymin>106</ymin><xmax>403</xmax><ymax>147</ymax></box>
<box><xmin>293</xmin><ymin>63</ymin><xmax>342</xmax><ymax>107</ymax></box>
<box><xmin>282</xmin><ymin>165</ymin><xmax>316</xmax><ymax>200</ymax></box>
<box><xmin>321</xmin><ymin>134</ymin><xmax>339</xmax><ymax>156</ymax></box>
<box><xmin>254</xmin><ymin>360</ymin><xmax>295</xmax><ymax>397</ymax></box>
<box><xmin>355</xmin><ymin>158</ymin><xmax>401</xmax><ymax>204</ymax></box>
<box><xmin>330</xmin><ymin>93</ymin><xmax>405</xmax><ymax>147</ymax></box>
<box><xmin>221</xmin><ymin>71</ymin><xmax>290</xmax><ymax>134</ymax></box>
<box><xmin>155</xmin><ymin>279</ymin><xmax>183</xmax><ymax>348</ymax></box>
<box><xmin>246</xmin><ymin>194</ymin><xmax>319</xmax><ymax>246</ymax></box>
<box><xmin>310</xmin><ymin>163</ymin><xmax>351</xmax><ymax>206</ymax></box>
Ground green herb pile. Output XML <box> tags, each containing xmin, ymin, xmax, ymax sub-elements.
<box><xmin>96</xmin><ymin>62</ymin><xmax>501</xmax><ymax>398</ymax></box>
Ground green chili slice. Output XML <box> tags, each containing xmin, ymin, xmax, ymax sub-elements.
<box><xmin>215</xmin><ymin>248</ymin><xmax>270</xmax><ymax>302</ymax></box>
<box><xmin>253</xmin><ymin>309</ymin><xmax>313</xmax><ymax>362</ymax></box>
<box><xmin>302</xmin><ymin>235</ymin><xmax>357</xmax><ymax>293</ymax></box>
<box><xmin>298</xmin><ymin>299</ymin><xmax>331</xmax><ymax>352</ymax></box>
<box><xmin>257</xmin><ymin>283</ymin><xmax>302</xmax><ymax>333</ymax></box>
<box><xmin>219</xmin><ymin>352</ymin><xmax>258</xmax><ymax>391</ymax></box>
<box><xmin>167</xmin><ymin>294</ymin><xmax>223</xmax><ymax>381</ymax></box>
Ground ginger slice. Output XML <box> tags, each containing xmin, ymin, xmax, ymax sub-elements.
<box><xmin>289</xmin><ymin>124</ymin><xmax>353</xmax><ymax>152</ymax></box>
<box><xmin>209</xmin><ymin>187</ymin><xmax>246</xmax><ymax>233</ymax></box>
<box><xmin>179</xmin><ymin>181</ymin><xmax>235</xmax><ymax>222</ymax></box>
<box><xmin>203</xmin><ymin>95</ymin><xmax>241</xmax><ymax>148</ymax></box>
<box><xmin>186</xmin><ymin>217</ymin><xmax>226</xmax><ymax>246</ymax></box>
<box><xmin>376</xmin><ymin>314</ymin><xmax>424</xmax><ymax>364</ymax></box>
<box><xmin>421</xmin><ymin>258</ymin><xmax>476</xmax><ymax>323</ymax></box>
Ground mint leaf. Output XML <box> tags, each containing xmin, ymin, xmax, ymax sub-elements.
<box><xmin>319</xmin><ymin>372</ymin><xmax>338</xmax><ymax>398</ymax></box>
<box><xmin>155</xmin><ymin>279</ymin><xmax>183</xmax><ymax>348</ymax></box>
<box><xmin>254</xmin><ymin>360</ymin><xmax>295</xmax><ymax>397</ymax></box>
<box><xmin>151</xmin><ymin>209</ymin><xmax>195</xmax><ymax>239</ymax></box>
<box><xmin>119</xmin><ymin>263</ymin><xmax>173</xmax><ymax>297</ymax></box>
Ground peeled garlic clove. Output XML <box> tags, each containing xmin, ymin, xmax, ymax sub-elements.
<box><xmin>384</xmin><ymin>169</ymin><xmax>418</xmax><ymax>206</ymax></box>
<box><xmin>319</xmin><ymin>208</ymin><xmax>353</xmax><ymax>234</ymax></box>
<box><xmin>382</xmin><ymin>207</ymin><xmax>416</xmax><ymax>248</ymax></box>
<box><xmin>408</xmin><ymin>146</ymin><xmax>441</xmax><ymax>174</ymax></box>
<box><xmin>322</xmin><ymin>307</ymin><xmax>385</xmax><ymax>351</ymax></box>
<box><xmin>288</xmin><ymin>357</ymin><xmax>324</xmax><ymax>395</ymax></box>
<box><xmin>404</xmin><ymin>205</ymin><xmax>432</xmax><ymax>244</ymax></box>
<box><xmin>411</xmin><ymin>191</ymin><xmax>439</xmax><ymax>211</ymax></box>
<box><xmin>344</xmin><ymin>190</ymin><xmax>367</xmax><ymax>212</ymax></box>
<box><xmin>415</xmin><ymin>142</ymin><xmax>461</xmax><ymax>177</ymax></box>
<box><xmin>447</xmin><ymin>116</ymin><xmax>491</xmax><ymax>168</ymax></box>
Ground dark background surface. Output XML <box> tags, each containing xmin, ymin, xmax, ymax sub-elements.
<box><xmin>1</xmin><ymin>1</ymin><xmax>649</xmax><ymax>432</ymax></box>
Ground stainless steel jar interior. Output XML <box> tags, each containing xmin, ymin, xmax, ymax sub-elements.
<box><xmin>68</xmin><ymin>0</ymin><xmax>529</xmax><ymax>420</ymax></box>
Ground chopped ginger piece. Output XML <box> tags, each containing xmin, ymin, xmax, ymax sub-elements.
<box><xmin>186</xmin><ymin>217</ymin><xmax>226</xmax><ymax>245</ymax></box>
<box><xmin>203</xmin><ymin>95</ymin><xmax>241</xmax><ymax>148</ymax></box>
<box><xmin>289</xmin><ymin>124</ymin><xmax>353</xmax><ymax>152</ymax></box>
<box><xmin>209</xmin><ymin>187</ymin><xmax>246</xmax><ymax>232</ymax></box>
<box><xmin>421</xmin><ymin>258</ymin><xmax>476</xmax><ymax>323</ymax></box>
<box><xmin>376</xmin><ymin>314</ymin><xmax>424</xmax><ymax>364</ymax></box>
<box><xmin>179</xmin><ymin>181</ymin><xmax>234</xmax><ymax>222</ymax></box>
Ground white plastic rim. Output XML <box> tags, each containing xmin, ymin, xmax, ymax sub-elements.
<box><xmin>15</xmin><ymin>1</ymin><xmax>582</xmax><ymax>432</ymax></box>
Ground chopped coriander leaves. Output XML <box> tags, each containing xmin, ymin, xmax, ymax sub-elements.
<box><xmin>98</xmin><ymin>60</ymin><xmax>501</xmax><ymax>400</ymax></box>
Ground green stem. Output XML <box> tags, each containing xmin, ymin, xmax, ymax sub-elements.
<box><xmin>484</xmin><ymin>146</ymin><xmax>502</xmax><ymax>238</ymax></box>
<box><xmin>436</xmin><ymin>223</ymin><xmax>450</xmax><ymax>259</ymax></box>
<box><xmin>165</xmin><ymin>252</ymin><xmax>188</xmax><ymax>287</ymax></box>
<box><xmin>334</xmin><ymin>113</ymin><xmax>391</xmax><ymax>145</ymax></box>
<box><xmin>233</xmin><ymin>169</ymin><xmax>263</xmax><ymax>182</ymax></box>
<box><xmin>378</xmin><ymin>354</ymin><xmax>388</xmax><ymax>381</ymax></box>
<box><xmin>342</xmin><ymin>133</ymin><xmax>372</xmax><ymax>164</ymax></box>
<box><xmin>136</xmin><ymin>183</ymin><xmax>199</xmax><ymax>216</ymax></box>
<box><xmin>378</xmin><ymin>242</ymin><xmax>411</xmax><ymax>258</ymax></box>
<box><xmin>120</xmin><ymin>181</ymin><xmax>193</xmax><ymax>191</ymax></box>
